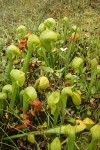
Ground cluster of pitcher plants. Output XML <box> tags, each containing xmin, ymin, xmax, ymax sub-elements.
<box><xmin>0</xmin><ymin>17</ymin><xmax>100</xmax><ymax>150</ymax></box>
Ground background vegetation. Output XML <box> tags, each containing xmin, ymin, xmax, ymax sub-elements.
<box><xmin>0</xmin><ymin>0</ymin><xmax>100</xmax><ymax>150</ymax></box>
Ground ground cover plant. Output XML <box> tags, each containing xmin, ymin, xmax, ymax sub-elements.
<box><xmin>0</xmin><ymin>0</ymin><xmax>100</xmax><ymax>150</ymax></box>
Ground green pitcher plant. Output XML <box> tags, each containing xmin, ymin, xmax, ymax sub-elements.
<box><xmin>2</xmin><ymin>84</ymin><xmax>12</xmax><ymax>94</ymax></box>
<box><xmin>16</xmin><ymin>25</ymin><xmax>27</xmax><ymax>40</ymax></box>
<box><xmin>44</xmin><ymin>18</ymin><xmax>56</xmax><ymax>30</ymax></box>
<box><xmin>47</xmin><ymin>90</ymin><xmax>61</xmax><ymax>126</ymax></box>
<box><xmin>38</xmin><ymin>23</ymin><xmax>45</xmax><ymax>33</ymax></box>
<box><xmin>87</xmin><ymin>124</ymin><xmax>100</xmax><ymax>150</ymax></box>
<box><xmin>61</xmin><ymin>87</ymin><xmax>82</xmax><ymax>124</ymax></box>
<box><xmin>27</xmin><ymin>133</ymin><xmax>36</xmax><ymax>144</ymax></box>
<box><xmin>86</xmin><ymin>58</ymin><xmax>98</xmax><ymax>101</ymax></box>
<box><xmin>23</xmin><ymin>86</ymin><xmax>37</xmax><ymax>114</ymax></box>
<box><xmin>0</xmin><ymin>92</ymin><xmax>7</xmax><ymax>115</ymax></box>
<box><xmin>23</xmin><ymin>34</ymin><xmax>40</xmax><ymax>74</ymax></box>
<box><xmin>2</xmin><ymin>84</ymin><xmax>12</xmax><ymax>108</ymax></box>
<box><xmin>83</xmin><ymin>117</ymin><xmax>94</xmax><ymax>130</ymax></box>
<box><xmin>71</xmin><ymin>57</ymin><xmax>84</xmax><ymax>74</ymax></box>
<box><xmin>9</xmin><ymin>69</ymin><xmax>25</xmax><ymax>112</ymax></box>
<box><xmin>62</xmin><ymin>17</ymin><xmax>68</xmax><ymax>43</ymax></box>
<box><xmin>40</xmin><ymin>29</ymin><xmax>58</xmax><ymax>67</ymax></box>
<box><xmin>34</xmin><ymin>76</ymin><xmax>50</xmax><ymax>90</ymax></box>
<box><xmin>6</xmin><ymin>45</ymin><xmax>20</xmax><ymax>77</ymax></box>
<box><xmin>48</xmin><ymin>137</ymin><xmax>61</xmax><ymax>150</ymax></box>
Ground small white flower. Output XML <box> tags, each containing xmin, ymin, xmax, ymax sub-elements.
<box><xmin>60</xmin><ymin>47</ymin><xmax>68</xmax><ymax>52</ymax></box>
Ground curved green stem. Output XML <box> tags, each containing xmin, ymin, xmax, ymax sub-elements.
<box><xmin>3</xmin><ymin>125</ymin><xmax>73</xmax><ymax>141</ymax></box>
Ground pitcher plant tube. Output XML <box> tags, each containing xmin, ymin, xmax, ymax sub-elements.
<box><xmin>47</xmin><ymin>90</ymin><xmax>61</xmax><ymax>126</ymax></box>
<box><xmin>9</xmin><ymin>69</ymin><xmax>25</xmax><ymax>112</ymax></box>
<box><xmin>71</xmin><ymin>56</ymin><xmax>86</xmax><ymax>86</ymax></box>
<box><xmin>62</xmin><ymin>17</ymin><xmax>68</xmax><ymax>44</ymax></box>
<box><xmin>16</xmin><ymin>25</ymin><xmax>27</xmax><ymax>40</ymax></box>
<box><xmin>44</xmin><ymin>18</ymin><xmax>56</xmax><ymax>30</ymax></box>
<box><xmin>34</xmin><ymin>76</ymin><xmax>50</xmax><ymax>90</ymax></box>
<box><xmin>71</xmin><ymin>57</ymin><xmax>84</xmax><ymax>74</ymax></box>
<box><xmin>61</xmin><ymin>86</ymin><xmax>73</xmax><ymax>124</ymax></box>
<box><xmin>6</xmin><ymin>45</ymin><xmax>20</xmax><ymax>77</ymax></box>
<box><xmin>23</xmin><ymin>86</ymin><xmax>37</xmax><ymax>114</ymax></box>
<box><xmin>83</xmin><ymin>117</ymin><xmax>94</xmax><ymax>130</ymax></box>
<box><xmin>38</xmin><ymin>23</ymin><xmax>45</xmax><ymax>33</ymax></box>
<box><xmin>61</xmin><ymin>87</ymin><xmax>82</xmax><ymax>124</ymax></box>
<box><xmin>64</xmin><ymin>124</ymin><xmax>76</xmax><ymax>150</ymax></box>
<box><xmin>23</xmin><ymin>34</ymin><xmax>40</xmax><ymax>74</ymax></box>
<box><xmin>2</xmin><ymin>84</ymin><xmax>12</xmax><ymax>94</ymax></box>
<box><xmin>49</xmin><ymin>137</ymin><xmax>61</xmax><ymax>150</ymax></box>
<box><xmin>0</xmin><ymin>92</ymin><xmax>7</xmax><ymax>115</ymax></box>
<box><xmin>2</xmin><ymin>84</ymin><xmax>12</xmax><ymax>107</ymax></box>
<box><xmin>87</xmin><ymin>124</ymin><xmax>100</xmax><ymax>150</ymax></box>
<box><xmin>40</xmin><ymin>29</ymin><xmax>58</xmax><ymax>68</ymax></box>
<box><xmin>86</xmin><ymin>58</ymin><xmax>98</xmax><ymax>101</ymax></box>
